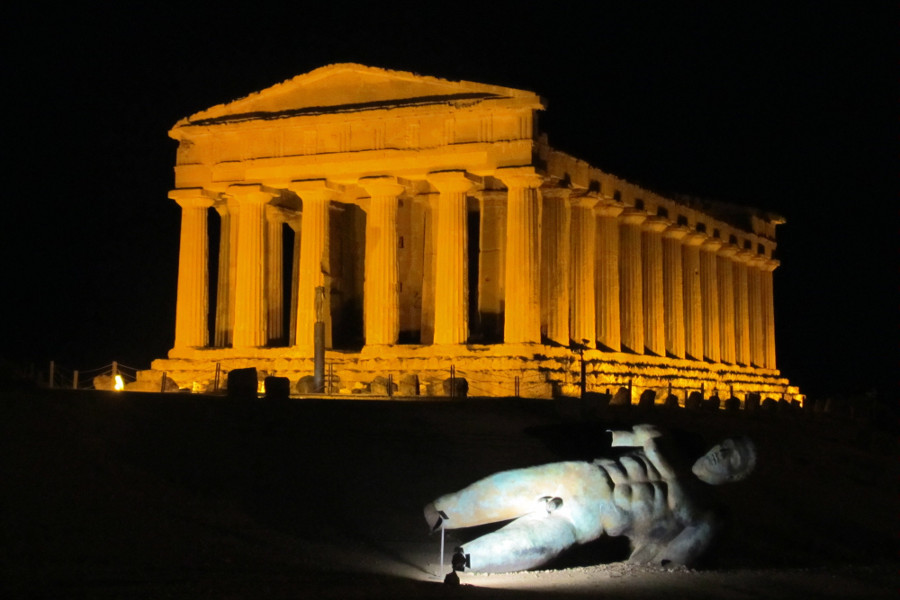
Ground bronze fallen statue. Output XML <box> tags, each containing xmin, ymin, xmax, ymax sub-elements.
<box><xmin>425</xmin><ymin>424</ymin><xmax>756</xmax><ymax>572</ymax></box>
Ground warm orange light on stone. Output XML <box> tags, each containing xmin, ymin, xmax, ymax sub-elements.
<box><xmin>145</xmin><ymin>63</ymin><xmax>799</xmax><ymax>403</ymax></box>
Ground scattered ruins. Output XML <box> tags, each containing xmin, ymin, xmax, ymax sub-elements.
<box><xmin>144</xmin><ymin>63</ymin><xmax>800</xmax><ymax>403</ymax></box>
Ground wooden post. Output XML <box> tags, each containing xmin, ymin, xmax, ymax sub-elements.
<box><xmin>73</xmin><ymin>370</ymin><xmax>79</xmax><ymax>389</ymax></box>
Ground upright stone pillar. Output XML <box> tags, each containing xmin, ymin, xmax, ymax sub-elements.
<box><xmin>569</xmin><ymin>198</ymin><xmax>596</xmax><ymax>347</ymax></box>
<box><xmin>498</xmin><ymin>168</ymin><xmax>543</xmax><ymax>344</ymax></box>
<box><xmin>171</xmin><ymin>188</ymin><xmax>214</xmax><ymax>350</ymax></box>
<box><xmin>213</xmin><ymin>198</ymin><xmax>238</xmax><ymax>347</ymax></box>
<box><xmin>542</xmin><ymin>190</ymin><xmax>571</xmax><ymax>345</ymax></box>
<box><xmin>286</xmin><ymin>212</ymin><xmax>302</xmax><ymax>347</ymax></box>
<box><xmin>428</xmin><ymin>171</ymin><xmax>475</xmax><ymax>345</ymax></box>
<box><xmin>360</xmin><ymin>176</ymin><xmax>404</xmax><ymax>346</ymax></box>
<box><xmin>641</xmin><ymin>216</ymin><xmax>668</xmax><ymax>356</ymax></box>
<box><xmin>748</xmin><ymin>254</ymin><xmax>766</xmax><ymax>367</ymax></box>
<box><xmin>662</xmin><ymin>225</ymin><xmax>688</xmax><ymax>358</ymax></box>
<box><xmin>682</xmin><ymin>232</ymin><xmax>707</xmax><ymax>361</ymax></box>
<box><xmin>619</xmin><ymin>209</ymin><xmax>646</xmax><ymax>354</ymax></box>
<box><xmin>699</xmin><ymin>237</ymin><xmax>723</xmax><ymax>363</ymax></box>
<box><xmin>733</xmin><ymin>250</ymin><xmax>752</xmax><ymax>366</ymax></box>
<box><xmin>229</xmin><ymin>184</ymin><xmax>276</xmax><ymax>349</ymax></box>
<box><xmin>596</xmin><ymin>204</ymin><xmax>623</xmax><ymax>351</ymax></box>
<box><xmin>290</xmin><ymin>180</ymin><xmax>338</xmax><ymax>350</ymax></box>
<box><xmin>717</xmin><ymin>244</ymin><xmax>738</xmax><ymax>364</ymax></box>
<box><xmin>762</xmin><ymin>258</ymin><xmax>779</xmax><ymax>369</ymax></box>
<box><xmin>478</xmin><ymin>192</ymin><xmax>506</xmax><ymax>342</ymax></box>
<box><xmin>265</xmin><ymin>205</ymin><xmax>285</xmax><ymax>345</ymax></box>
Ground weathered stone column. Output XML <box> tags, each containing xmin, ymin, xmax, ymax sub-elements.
<box><xmin>213</xmin><ymin>197</ymin><xmax>238</xmax><ymax>347</ymax></box>
<box><xmin>569</xmin><ymin>197</ymin><xmax>596</xmax><ymax>347</ymax></box>
<box><xmin>265</xmin><ymin>204</ymin><xmax>285</xmax><ymax>345</ymax></box>
<box><xmin>171</xmin><ymin>188</ymin><xmax>214</xmax><ymax>350</ymax></box>
<box><xmin>428</xmin><ymin>171</ymin><xmax>475</xmax><ymax>345</ymax></box>
<box><xmin>595</xmin><ymin>204</ymin><xmax>623</xmax><ymax>351</ymax></box>
<box><xmin>619</xmin><ymin>209</ymin><xmax>646</xmax><ymax>354</ymax></box>
<box><xmin>762</xmin><ymin>258</ymin><xmax>779</xmax><ymax>369</ymax></box>
<box><xmin>286</xmin><ymin>212</ymin><xmax>302</xmax><ymax>347</ymax></box>
<box><xmin>717</xmin><ymin>244</ymin><xmax>738</xmax><ymax>364</ymax></box>
<box><xmin>641</xmin><ymin>216</ymin><xmax>668</xmax><ymax>356</ymax></box>
<box><xmin>662</xmin><ymin>224</ymin><xmax>688</xmax><ymax>358</ymax></box>
<box><xmin>360</xmin><ymin>176</ymin><xmax>404</xmax><ymax>346</ymax></box>
<box><xmin>290</xmin><ymin>180</ymin><xmax>337</xmax><ymax>350</ymax></box>
<box><xmin>229</xmin><ymin>184</ymin><xmax>276</xmax><ymax>349</ymax></box>
<box><xmin>733</xmin><ymin>249</ymin><xmax>752</xmax><ymax>366</ymax></box>
<box><xmin>748</xmin><ymin>254</ymin><xmax>766</xmax><ymax>367</ymax></box>
<box><xmin>699</xmin><ymin>237</ymin><xmax>723</xmax><ymax>362</ymax></box>
<box><xmin>478</xmin><ymin>192</ymin><xmax>506</xmax><ymax>342</ymax></box>
<box><xmin>498</xmin><ymin>168</ymin><xmax>543</xmax><ymax>344</ymax></box>
<box><xmin>541</xmin><ymin>189</ymin><xmax>571</xmax><ymax>345</ymax></box>
<box><xmin>682</xmin><ymin>232</ymin><xmax>707</xmax><ymax>361</ymax></box>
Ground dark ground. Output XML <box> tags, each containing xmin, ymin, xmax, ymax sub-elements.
<box><xmin>1</xmin><ymin>388</ymin><xmax>897</xmax><ymax>598</ymax></box>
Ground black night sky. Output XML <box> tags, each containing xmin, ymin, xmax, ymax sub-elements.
<box><xmin>3</xmin><ymin>2</ymin><xmax>896</xmax><ymax>400</ymax></box>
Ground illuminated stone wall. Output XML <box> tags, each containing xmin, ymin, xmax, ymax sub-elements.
<box><xmin>147</xmin><ymin>64</ymin><xmax>800</xmax><ymax>403</ymax></box>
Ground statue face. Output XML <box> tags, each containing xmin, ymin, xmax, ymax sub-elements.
<box><xmin>691</xmin><ymin>437</ymin><xmax>756</xmax><ymax>485</ymax></box>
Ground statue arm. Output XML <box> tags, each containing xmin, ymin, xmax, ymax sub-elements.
<box><xmin>655</xmin><ymin>511</ymin><xmax>720</xmax><ymax>567</ymax></box>
<box><xmin>610</xmin><ymin>424</ymin><xmax>663</xmax><ymax>448</ymax></box>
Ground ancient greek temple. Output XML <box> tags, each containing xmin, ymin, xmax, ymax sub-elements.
<box><xmin>146</xmin><ymin>63</ymin><xmax>800</xmax><ymax>402</ymax></box>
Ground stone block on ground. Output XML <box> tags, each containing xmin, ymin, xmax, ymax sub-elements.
<box><xmin>745</xmin><ymin>393</ymin><xmax>761</xmax><ymax>412</ymax></box>
<box><xmin>295</xmin><ymin>375</ymin><xmax>319</xmax><ymax>394</ymax></box>
<box><xmin>638</xmin><ymin>389</ymin><xmax>656</xmax><ymax>408</ymax></box>
<box><xmin>724</xmin><ymin>396</ymin><xmax>741</xmax><ymax>412</ymax></box>
<box><xmin>399</xmin><ymin>374</ymin><xmax>419</xmax><ymax>396</ymax></box>
<box><xmin>264</xmin><ymin>376</ymin><xmax>290</xmax><ymax>400</ymax></box>
<box><xmin>610</xmin><ymin>387</ymin><xmax>632</xmax><ymax>406</ymax></box>
<box><xmin>442</xmin><ymin>377</ymin><xmax>468</xmax><ymax>398</ymax></box>
<box><xmin>702</xmin><ymin>395</ymin><xmax>721</xmax><ymax>411</ymax></box>
<box><xmin>663</xmin><ymin>394</ymin><xmax>680</xmax><ymax>409</ymax></box>
<box><xmin>227</xmin><ymin>367</ymin><xmax>258</xmax><ymax>400</ymax></box>
<box><xmin>368</xmin><ymin>375</ymin><xmax>398</xmax><ymax>396</ymax></box>
<box><xmin>685</xmin><ymin>391</ymin><xmax>703</xmax><ymax>410</ymax></box>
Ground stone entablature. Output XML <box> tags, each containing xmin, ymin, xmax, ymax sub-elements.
<box><xmin>148</xmin><ymin>63</ymin><xmax>799</xmax><ymax>403</ymax></box>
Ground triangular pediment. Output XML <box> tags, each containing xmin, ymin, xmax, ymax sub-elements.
<box><xmin>175</xmin><ymin>63</ymin><xmax>543</xmax><ymax>128</ymax></box>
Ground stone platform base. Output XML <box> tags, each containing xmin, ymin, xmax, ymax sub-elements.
<box><xmin>141</xmin><ymin>343</ymin><xmax>802</xmax><ymax>405</ymax></box>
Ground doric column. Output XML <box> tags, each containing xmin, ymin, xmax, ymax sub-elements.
<box><xmin>761</xmin><ymin>258</ymin><xmax>779</xmax><ymax>369</ymax></box>
<box><xmin>289</xmin><ymin>180</ymin><xmax>338</xmax><ymax>350</ymax></box>
<box><xmin>428</xmin><ymin>171</ymin><xmax>475</xmax><ymax>344</ymax></box>
<box><xmin>498</xmin><ymin>168</ymin><xmax>543</xmax><ymax>344</ymax></box>
<box><xmin>733</xmin><ymin>250</ymin><xmax>752</xmax><ymax>366</ymax></box>
<box><xmin>478</xmin><ymin>192</ymin><xmax>506</xmax><ymax>342</ymax></box>
<box><xmin>360</xmin><ymin>176</ymin><xmax>404</xmax><ymax>346</ymax></box>
<box><xmin>229</xmin><ymin>184</ymin><xmax>277</xmax><ymax>349</ymax></box>
<box><xmin>569</xmin><ymin>197</ymin><xmax>596</xmax><ymax>347</ymax></box>
<box><xmin>682</xmin><ymin>231</ymin><xmax>707</xmax><ymax>361</ymax></box>
<box><xmin>699</xmin><ymin>237</ymin><xmax>723</xmax><ymax>362</ymax></box>
<box><xmin>213</xmin><ymin>197</ymin><xmax>238</xmax><ymax>347</ymax></box>
<box><xmin>662</xmin><ymin>225</ymin><xmax>688</xmax><ymax>358</ymax></box>
<box><xmin>171</xmin><ymin>188</ymin><xmax>214</xmax><ymax>350</ymax></box>
<box><xmin>286</xmin><ymin>212</ymin><xmax>302</xmax><ymax>347</ymax></box>
<box><xmin>619</xmin><ymin>208</ymin><xmax>646</xmax><ymax>354</ymax></box>
<box><xmin>641</xmin><ymin>216</ymin><xmax>668</xmax><ymax>356</ymax></box>
<box><xmin>265</xmin><ymin>204</ymin><xmax>285</xmax><ymax>345</ymax></box>
<box><xmin>595</xmin><ymin>204</ymin><xmax>623</xmax><ymax>351</ymax></box>
<box><xmin>717</xmin><ymin>244</ymin><xmax>738</xmax><ymax>364</ymax></box>
<box><xmin>541</xmin><ymin>189</ymin><xmax>571</xmax><ymax>346</ymax></box>
<box><xmin>748</xmin><ymin>254</ymin><xmax>766</xmax><ymax>367</ymax></box>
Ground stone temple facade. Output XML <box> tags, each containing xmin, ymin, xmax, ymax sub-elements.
<box><xmin>145</xmin><ymin>63</ymin><xmax>800</xmax><ymax>402</ymax></box>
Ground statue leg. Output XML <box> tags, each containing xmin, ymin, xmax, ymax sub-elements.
<box><xmin>426</xmin><ymin>461</ymin><xmax>587</xmax><ymax>530</ymax></box>
<box><xmin>462</xmin><ymin>512</ymin><xmax>578</xmax><ymax>573</ymax></box>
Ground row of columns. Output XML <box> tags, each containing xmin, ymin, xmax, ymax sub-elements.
<box><xmin>172</xmin><ymin>174</ymin><xmax>778</xmax><ymax>369</ymax></box>
<box><xmin>540</xmin><ymin>197</ymin><xmax>778</xmax><ymax>369</ymax></box>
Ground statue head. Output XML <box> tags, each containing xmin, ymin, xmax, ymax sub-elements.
<box><xmin>691</xmin><ymin>437</ymin><xmax>757</xmax><ymax>485</ymax></box>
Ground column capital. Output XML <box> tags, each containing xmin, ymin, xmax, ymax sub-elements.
<box><xmin>641</xmin><ymin>215</ymin><xmax>669</xmax><ymax>233</ymax></box>
<box><xmin>762</xmin><ymin>258</ymin><xmax>780</xmax><ymax>272</ymax></box>
<box><xmin>717</xmin><ymin>243</ymin><xmax>739</xmax><ymax>258</ymax></box>
<box><xmin>226</xmin><ymin>183</ymin><xmax>278</xmax><ymax>204</ymax></box>
<box><xmin>169</xmin><ymin>187</ymin><xmax>216</xmax><ymax>209</ymax></box>
<box><xmin>427</xmin><ymin>170</ymin><xmax>479</xmax><ymax>194</ymax></box>
<box><xmin>663</xmin><ymin>224</ymin><xmax>690</xmax><ymax>240</ymax></box>
<box><xmin>748</xmin><ymin>253</ymin><xmax>769</xmax><ymax>268</ymax></box>
<box><xmin>359</xmin><ymin>175</ymin><xmax>405</xmax><ymax>198</ymax></box>
<box><xmin>700</xmin><ymin>237</ymin><xmax>724</xmax><ymax>252</ymax></box>
<box><xmin>288</xmin><ymin>178</ymin><xmax>342</xmax><ymax>201</ymax></box>
<box><xmin>496</xmin><ymin>166</ymin><xmax>543</xmax><ymax>189</ymax></box>
<box><xmin>619</xmin><ymin>207</ymin><xmax>648</xmax><ymax>225</ymax></box>
<box><xmin>733</xmin><ymin>249</ymin><xmax>755</xmax><ymax>263</ymax></box>
<box><xmin>569</xmin><ymin>193</ymin><xmax>600</xmax><ymax>209</ymax></box>
<box><xmin>683</xmin><ymin>231</ymin><xmax>708</xmax><ymax>246</ymax></box>
<box><xmin>595</xmin><ymin>203</ymin><xmax>624</xmax><ymax>218</ymax></box>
